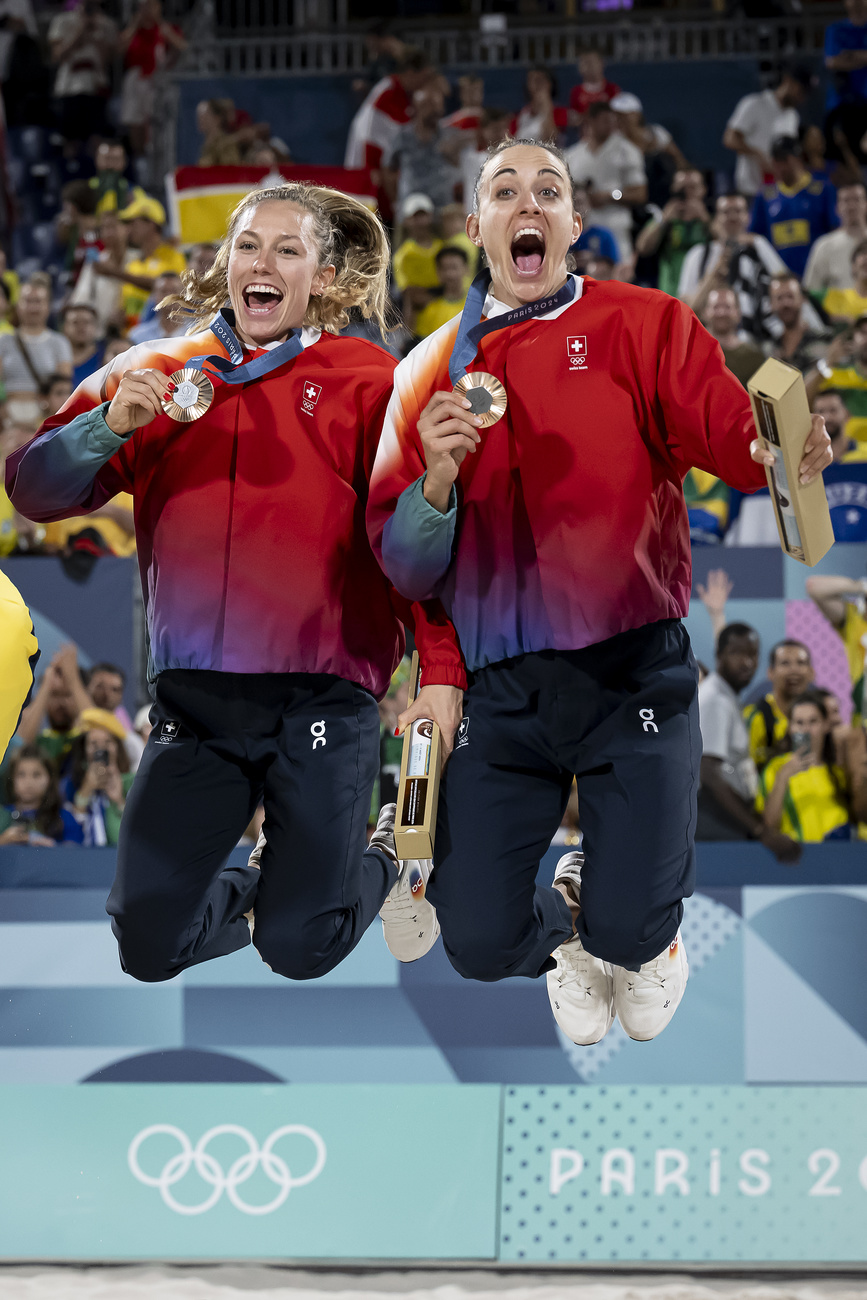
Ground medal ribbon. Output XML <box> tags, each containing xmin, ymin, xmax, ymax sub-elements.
<box><xmin>187</xmin><ymin>309</ymin><xmax>305</xmax><ymax>385</ymax></box>
<box><xmin>448</xmin><ymin>270</ymin><xmax>577</xmax><ymax>387</ymax></box>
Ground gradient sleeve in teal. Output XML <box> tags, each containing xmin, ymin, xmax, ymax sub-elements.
<box><xmin>381</xmin><ymin>475</ymin><xmax>457</xmax><ymax>601</ymax></box>
<box><xmin>6</xmin><ymin>403</ymin><xmax>132</xmax><ymax>523</ymax></box>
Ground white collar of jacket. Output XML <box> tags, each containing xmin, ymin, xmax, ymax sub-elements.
<box><xmin>244</xmin><ymin>326</ymin><xmax>322</xmax><ymax>354</ymax></box>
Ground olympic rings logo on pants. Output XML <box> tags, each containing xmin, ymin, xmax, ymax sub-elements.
<box><xmin>128</xmin><ymin>1124</ymin><xmax>327</xmax><ymax>1215</ymax></box>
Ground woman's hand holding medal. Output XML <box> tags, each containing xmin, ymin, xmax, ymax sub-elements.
<box><xmin>418</xmin><ymin>391</ymin><xmax>484</xmax><ymax>514</ymax></box>
<box><xmin>105</xmin><ymin>369</ymin><xmax>176</xmax><ymax>437</ymax></box>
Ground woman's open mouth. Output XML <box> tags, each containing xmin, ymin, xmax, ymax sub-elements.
<box><xmin>242</xmin><ymin>283</ymin><xmax>285</xmax><ymax>315</ymax></box>
<box><xmin>510</xmin><ymin>227</ymin><xmax>546</xmax><ymax>277</ymax></box>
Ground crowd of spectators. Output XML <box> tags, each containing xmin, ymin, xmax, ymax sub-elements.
<box><xmin>1</xmin><ymin>0</ymin><xmax>187</xmax><ymax>169</ymax></box>
<box><xmin>695</xmin><ymin>567</ymin><xmax>867</xmax><ymax>852</ymax></box>
<box><xmin>0</xmin><ymin>645</ymin><xmax>142</xmax><ymax>846</ymax></box>
<box><xmin>0</xmin><ymin>175</ymin><xmax>217</xmax><ymax>559</ymax></box>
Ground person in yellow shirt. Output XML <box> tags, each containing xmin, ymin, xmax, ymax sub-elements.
<box><xmin>414</xmin><ymin>246</ymin><xmax>469</xmax><ymax>339</ymax></box>
<box><xmin>91</xmin><ymin>193</ymin><xmax>186</xmax><ymax>326</ymax></box>
<box><xmin>0</xmin><ymin>248</ymin><xmax>20</xmax><ymax>308</ymax></box>
<box><xmin>440</xmin><ymin>202</ymin><xmax>479</xmax><ymax>277</ymax></box>
<box><xmin>812</xmin><ymin>388</ymin><xmax>867</xmax><ymax>464</ymax></box>
<box><xmin>823</xmin><ymin>239</ymin><xmax>867</xmax><ymax>323</ymax></box>
<box><xmin>756</xmin><ymin>692</ymin><xmax>852</xmax><ymax>841</ymax></box>
<box><xmin>392</xmin><ymin>193</ymin><xmax>442</xmax><ymax>319</ymax></box>
<box><xmin>744</xmin><ymin>639</ymin><xmax>814</xmax><ymax>771</ymax></box>
<box><xmin>42</xmin><ymin>493</ymin><xmax>136</xmax><ymax>559</ymax></box>
<box><xmin>0</xmin><ymin>280</ymin><xmax>13</xmax><ymax>336</ymax></box>
<box><xmin>805</xmin><ymin>571</ymin><xmax>867</xmax><ymax>724</ymax></box>
<box><xmin>0</xmin><ymin>570</ymin><xmax>39</xmax><ymax>763</ymax></box>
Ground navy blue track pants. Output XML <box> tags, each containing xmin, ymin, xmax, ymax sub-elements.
<box><xmin>107</xmin><ymin>670</ymin><xmax>396</xmax><ymax>983</ymax></box>
<box><xmin>429</xmin><ymin>619</ymin><xmax>700</xmax><ymax>979</ymax></box>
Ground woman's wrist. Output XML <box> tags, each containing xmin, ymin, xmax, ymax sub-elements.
<box><xmin>422</xmin><ymin>474</ymin><xmax>454</xmax><ymax>514</ymax></box>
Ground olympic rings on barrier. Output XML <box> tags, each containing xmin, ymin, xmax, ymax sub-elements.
<box><xmin>127</xmin><ymin>1123</ymin><xmax>327</xmax><ymax>1215</ymax></box>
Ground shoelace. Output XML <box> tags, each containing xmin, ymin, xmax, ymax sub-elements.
<box><xmin>380</xmin><ymin>868</ymin><xmax>419</xmax><ymax>923</ymax></box>
<box><xmin>556</xmin><ymin>944</ymin><xmax>602</xmax><ymax>994</ymax></box>
<box><xmin>624</xmin><ymin>952</ymin><xmax>669</xmax><ymax>995</ymax></box>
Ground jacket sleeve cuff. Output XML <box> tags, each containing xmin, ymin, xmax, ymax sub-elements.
<box><xmin>88</xmin><ymin>402</ymin><xmax>131</xmax><ymax>455</ymax></box>
<box><xmin>419</xmin><ymin>661</ymin><xmax>467</xmax><ymax>691</ymax></box>
<box><xmin>416</xmin><ymin>475</ymin><xmax>457</xmax><ymax>520</ymax></box>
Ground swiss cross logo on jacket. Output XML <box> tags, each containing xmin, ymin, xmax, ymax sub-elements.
<box><xmin>301</xmin><ymin>381</ymin><xmax>322</xmax><ymax>415</ymax></box>
<box><xmin>567</xmin><ymin>337</ymin><xmax>588</xmax><ymax>369</ymax></box>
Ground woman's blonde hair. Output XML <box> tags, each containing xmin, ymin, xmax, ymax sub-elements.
<box><xmin>165</xmin><ymin>183</ymin><xmax>392</xmax><ymax>336</ymax></box>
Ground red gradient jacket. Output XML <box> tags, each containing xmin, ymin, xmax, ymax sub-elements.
<box><xmin>6</xmin><ymin>324</ymin><xmax>466</xmax><ymax>697</ymax></box>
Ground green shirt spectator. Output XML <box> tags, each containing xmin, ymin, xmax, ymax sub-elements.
<box><xmin>634</xmin><ymin>168</ymin><xmax>711</xmax><ymax>297</ymax></box>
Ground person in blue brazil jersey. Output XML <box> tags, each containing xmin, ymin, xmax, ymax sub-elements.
<box><xmin>825</xmin><ymin>0</ymin><xmax>867</xmax><ymax>165</ymax></box>
<box><xmin>750</xmin><ymin>136</ymin><xmax>839</xmax><ymax>278</ymax></box>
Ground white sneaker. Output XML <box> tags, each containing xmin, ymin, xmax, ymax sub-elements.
<box><xmin>546</xmin><ymin>852</ymin><xmax>615</xmax><ymax>1046</ymax></box>
<box><xmin>373</xmin><ymin>804</ymin><xmax>440</xmax><ymax>963</ymax></box>
<box><xmin>614</xmin><ymin>932</ymin><xmax>689</xmax><ymax>1041</ymax></box>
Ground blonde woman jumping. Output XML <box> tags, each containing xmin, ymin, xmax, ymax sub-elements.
<box><xmin>6</xmin><ymin>184</ymin><xmax>464</xmax><ymax>982</ymax></box>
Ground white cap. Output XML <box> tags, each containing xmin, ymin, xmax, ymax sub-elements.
<box><xmin>401</xmin><ymin>192</ymin><xmax>435</xmax><ymax>219</ymax></box>
<box><xmin>610</xmin><ymin>92</ymin><xmax>643</xmax><ymax>114</ymax></box>
<box><xmin>134</xmin><ymin>705</ymin><xmax>152</xmax><ymax>734</ymax></box>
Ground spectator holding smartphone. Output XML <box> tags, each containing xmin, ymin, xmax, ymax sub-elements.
<box><xmin>745</xmin><ymin>638</ymin><xmax>814</xmax><ymax>771</ymax></box>
<box><xmin>634</xmin><ymin>168</ymin><xmax>711</xmax><ymax>297</ymax></box>
<box><xmin>63</xmin><ymin>709</ymin><xmax>133</xmax><ymax>846</ymax></box>
<box><xmin>756</xmin><ymin>691</ymin><xmax>853</xmax><ymax>842</ymax></box>
<box><xmin>0</xmin><ymin>745</ymin><xmax>84</xmax><ymax>845</ymax></box>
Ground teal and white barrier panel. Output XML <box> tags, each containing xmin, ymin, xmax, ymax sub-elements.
<box><xmin>1</xmin><ymin>1084</ymin><xmax>867</xmax><ymax>1261</ymax></box>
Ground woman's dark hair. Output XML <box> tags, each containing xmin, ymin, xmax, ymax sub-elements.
<box><xmin>68</xmin><ymin>728</ymin><xmax>130</xmax><ymax>794</ymax></box>
<box><xmin>4</xmin><ymin>745</ymin><xmax>64</xmax><ymax>839</ymax></box>
<box><xmin>524</xmin><ymin>65</ymin><xmax>558</xmax><ymax>101</ymax></box>
<box><xmin>787</xmin><ymin>690</ymin><xmax>850</xmax><ymax>815</ymax></box>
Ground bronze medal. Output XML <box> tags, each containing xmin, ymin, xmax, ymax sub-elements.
<box><xmin>161</xmin><ymin>368</ymin><xmax>214</xmax><ymax>422</ymax></box>
<box><xmin>452</xmin><ymin>371</ymin><xmax>508</xmax><ymax>428</ymax></box>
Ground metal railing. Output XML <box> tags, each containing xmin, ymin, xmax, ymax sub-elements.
<box><xmin>148</xmin><ymin>8</ymin><xmax>840</xmax><ymax>187</ymax></box>
<box><xmin>168</xmin><ymin>10</ymin><xmax>840</xmax><ymax>71</ymax></box>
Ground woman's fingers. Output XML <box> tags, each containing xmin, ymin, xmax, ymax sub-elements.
<box><xmin>798</xmin><ymin>415</ymin><xmax>833</xmax><ymax>484</ymax></box>
<box><xmin>749</xmin><ymin>438</ymin><xmax>776</xmax><ymax>467</ymax></box>
<box><xmin>420</xmin><ymin>392</ymin><xmax>484</xmax><ymax>429</ymax></box>
<box><xmin>107</xmin><ymin>369</ymin><xmax>175</xmax><ymax>434</ymax></box>
<box><xmin>752</xmin><ymin>418</ymin><xmax>833</xmax><ymax>485</ymax></box>
<box><xmin>423</xmin><ymin>389</ymin><xmax>471</xmax><ymax>415</ymax></box>
<box><xmin>424</xmin><ymin>426</ymin><xmax>480</xmax><ymax>453</ymax></box>
<box><xmin>420</xmin><ymin>415</ymin><xmax>483</xmax><ymax>445</ymax></box>
<box><xmin>398</xmin><ymin>685</ymin><xmax>464</xmax><ymax>764</ymax></box>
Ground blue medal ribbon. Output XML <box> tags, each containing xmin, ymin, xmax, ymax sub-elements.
<box><xmin>186</xmin><ymin>309</ymin><xmax>306</xmax><ymax>385</ymax></box>
<box><xmin>448</xmin><ymin>270</ymin><xmax>577</xmax><ymax>387</ymax></box>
